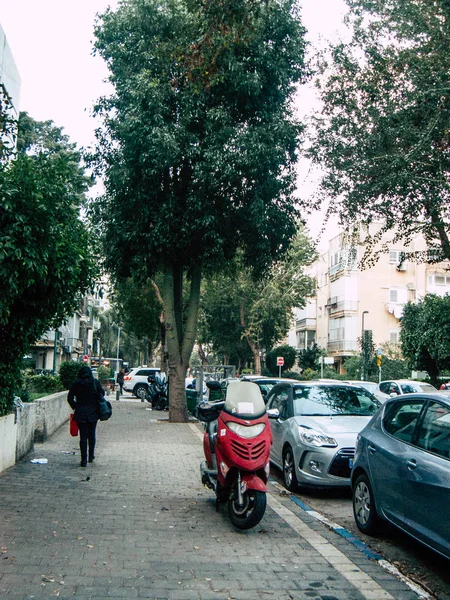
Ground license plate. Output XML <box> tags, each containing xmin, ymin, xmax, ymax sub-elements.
<box><xmin>349</xmin><ymin>458</ymin><xmax>354</xmax><ymax>469</ymax></box>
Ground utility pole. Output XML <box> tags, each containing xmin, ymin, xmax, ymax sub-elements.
<box><xmin>361</xmin><ymin>311</ymin><xmax>369</xmax><ymax>380</ymax></box>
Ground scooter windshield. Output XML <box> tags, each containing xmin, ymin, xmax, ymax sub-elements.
<box><xmin>224</xmin><ymin>381</ymin><xmax>266</xmax><ymax>418</ymax></box>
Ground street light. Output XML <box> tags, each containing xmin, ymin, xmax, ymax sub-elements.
<box><xmin>361</xmin><ymin>311</ymin><xmax>369</xmax><ymax>381</ymax></box>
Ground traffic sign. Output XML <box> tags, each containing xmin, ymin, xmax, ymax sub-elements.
<box><xmin>83</xmin><ymin>355</ymin><xmax>89</xmax><ymax>363</ymax></box>
<box><xmin>277</xmin><ymin>356</ymin><xmax>284</xmax><ymax>366</ymax></box>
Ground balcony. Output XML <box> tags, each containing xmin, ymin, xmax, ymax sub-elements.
<box><xmin>295</xmin><ymin>317</ymin><xmax>317</xmax><ymax>331</ymax></box>
<box><xmin>327</xmin><ymin>340</ymin><xmax>359</xmax><ymax>354</ymax></box>
<box><xmin>328</xmin><ymin>300</ymin><xmax>359</xmax><ymax>317</ymax></box>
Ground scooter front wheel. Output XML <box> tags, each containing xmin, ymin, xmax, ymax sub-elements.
<box><xmin>228</xmin><ymin>489</ymin><xmax>266</xmax><ymax>530</ymax></box>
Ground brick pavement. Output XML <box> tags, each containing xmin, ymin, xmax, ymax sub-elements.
<box><xmin>0</xmin><ymin>400</ymin><xmax>421</xmax><ymax>600</ymax></box>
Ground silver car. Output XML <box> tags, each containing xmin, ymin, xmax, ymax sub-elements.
<box><xmin>266</xmin><ymin>381</ymin><xmax>381</xmax><ymax>490</ymax></box>
<box><xmin>374</xmin><ymin>379</ymin><xmax>439</xmax><ymax>402</ymax></box>
<box><xmin>352</xmin><ymin>393</ymin><xmax>450</xmax><ymax>559</ymax></box>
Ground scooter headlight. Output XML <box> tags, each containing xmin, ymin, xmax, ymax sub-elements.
<box><xmin>226</xmin><ymin>421</ymin><xmax>266</xmax><ymax>438</ymax></box>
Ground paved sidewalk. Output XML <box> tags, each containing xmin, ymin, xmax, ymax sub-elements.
<box><xmin>1</xmin><ymin>401</ymin><xmax>420</xmax><ymax>600</ymax></box>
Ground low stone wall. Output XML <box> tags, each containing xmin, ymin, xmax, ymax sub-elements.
<box><xmin>0</xmin><ymin>391</ymin><xmax>71</xmax><ymax>474</ymax></box>
<box><xmin>34</xmin><ymin>391</ymin><xmax>71</xmax><ymax>443</ymax></box>
<box><xmin>0</xmin><ymin>414</ymin><xmax>17</xmax><ymax>473</ymax></box>
<box><xmin>16</xmin><ymin>402</ymin><xmax>37</xmax><ymax>461</ymax></box>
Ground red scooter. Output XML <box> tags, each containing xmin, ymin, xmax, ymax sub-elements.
<box><xmin>198</xmin><ymin>381</ymin><xmax>272</xmax><ymax>529</ymax></box>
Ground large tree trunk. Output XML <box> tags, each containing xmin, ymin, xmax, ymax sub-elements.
<box><xmin>239</xmin><ymin>300</ymin><xmax>262</xmax><ymax>375</ymax></box>
<box><xmin>162</xmin><ymin>263</ymin><xmax>201</xmax><ymax>422</ymax></box>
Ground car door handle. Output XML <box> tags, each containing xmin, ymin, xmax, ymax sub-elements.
<box><xmin>368</xmin><ymin>445</ymin><xmax>376</xmax><ymax>454</ymax></box>
<box><xmin>406</xmin><ymin>459</ymin><xmax>417</xmax><ymax>470</ymax></box>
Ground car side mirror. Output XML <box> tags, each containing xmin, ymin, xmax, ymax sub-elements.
<box><xmin>389</xmin><ymin>392</ymin><xmax>397</xmax><ymax>397</ymax></box>
<box><xmin>267</xmin><ymin>408</ymin><xmax>280</xmax><ymax>419</ymax></box>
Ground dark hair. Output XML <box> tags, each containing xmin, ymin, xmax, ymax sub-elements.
<box><xmin>78</xmin><ymin>366</ymin><xmax>93</xmax><ymax>379</ymax></box>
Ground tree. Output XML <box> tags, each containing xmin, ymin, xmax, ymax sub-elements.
<box><xmin>400</xmin><ymin>295</ymin><xmax>450</xmax><ymax>385</ymax></box>
<box><xmin>91</xmin><ymin>0</ymin><xmax>308</xmax><ymax>420</ymax></box>
<box><xmin>113</xmin><ymin>277</ymin><xmax>164</xmax><ymax>366</ymax></box>
<box><xmin>307</xmin><ymin>0</ymin><xmax>450</xmax><ymax>264</ymax></box>
<box><xmin>297</xmin><ymin>343</ymin><xmax>325</xmax><ymax>372</ymax></box>
<box><xmin>200</xmin><ymin>228</ymin><xmax>316</xmax><ymax>374</ymax></box>
<box><xmin>266</xmin><ymin>345</ymin><xmax>296</xmax><ymax>375</ymax></box>
<box><xmin>0</xmin><ymin>113</ymin><xmax>96</xmax><ymax>415</ymax></box>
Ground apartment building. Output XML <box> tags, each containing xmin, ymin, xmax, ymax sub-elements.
<box><xmin>292</xmin><ymin>224</ymin><xmax>450</xmax><ymax>373</ymax></box>
<box><xmin>0</xmin><ymin>24</ymin><xmax>21</xmax><ymax>151</ymax></box>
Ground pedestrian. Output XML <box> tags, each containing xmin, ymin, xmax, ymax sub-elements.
<box><xmin>117</xmin><ymin>369</ymin><xmax>125</xmax><ymax>395</ymax></box>
<box><xmin>67</xmin><ymin>366</ymin><xmax>105</xmax><ymax>467</ymax></box>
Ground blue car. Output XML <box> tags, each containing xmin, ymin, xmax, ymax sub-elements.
<box><xmin>352</xmin><ymin>393</ymin><xmax>450</xmax><ymax>559</ymax></box>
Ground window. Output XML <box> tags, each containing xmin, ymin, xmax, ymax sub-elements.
<box><xmin>268</xmin><ymin>389</ymin><xmax>289</xmax><ymax>419</ymax></box>
<box><xmin>417</xmin><ymin>402</ymin><xmax>450</xmax><ymax>459</ymax></box>
<box><xmin>389</xmin><ymin>250</ymin><xmax>404</xmax><ymax>264</ymax></box>
<box><xmin>435</xmin><ymin>275</ymin><xmax>446</xmax><ymax>286</ymax></box>
<box><xmin>389</xmin><ymin>289</ymin><xmax>398</xmax><ymax>303</ymax></box>
<box><xmin>390</xmin><ymin>331</ymin><xmax>399</xmax><ymax>343</ymax></box>
<box><xmin>383</xmin><ymin>400</ymin><xmax>425</xmax><ymax>443</ymax></box>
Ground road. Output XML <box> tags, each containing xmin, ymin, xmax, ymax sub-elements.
<box><xmin>270</xmin><ymin>467</ymin><xmax>450</xmax><ymax>600</ymax></box>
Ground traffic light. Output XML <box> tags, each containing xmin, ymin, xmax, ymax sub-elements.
<box><xmin>377</xmin><ymin>355</ymin><xmax>382</xmax><ymax>367</ymax></box>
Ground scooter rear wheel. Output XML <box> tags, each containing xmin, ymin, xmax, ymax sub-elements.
<box><xmin>228</xmin><ymin>489</ymin><xmax>266</xmax><ymax>530</ymax></box>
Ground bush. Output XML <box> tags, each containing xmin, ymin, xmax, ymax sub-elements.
<box><xmin>282</xmin><ymin>371</ymin><xmax>303</xmax><ymax>381</ymax></box>
<box><xmin>266</xmin><ymin>345</ymin><xmax>297</xmax><ymax>375</ymax></box>
<box><xmin>26</xmin><ymin>374</ymin><xmax>63</xmax><ymax>394</ymax></box>
<box><xmin>97</xmin><ymin>365</ymin><xmax>112</xmax><ymax>380</ymax></box>
<box><xmin>59</xmin><ymin>361</ymin><xmax>83</xmax><ymax>389</ymax></box>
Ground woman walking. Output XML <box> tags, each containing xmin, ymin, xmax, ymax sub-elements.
<box><xmin>67</xmin><ymin>366</ymin><xmax>105</xmax><ymax>467</ymax></box>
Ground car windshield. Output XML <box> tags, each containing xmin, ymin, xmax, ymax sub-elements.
<box><xmin>401</xmin><ymin>382</ymin><xmax>437</xmax><ymax>394</ymax></box>
<box><xmin>293</xmin><ymin>385</ymin><xmax>380</xmax><ymax>417</ymax></box>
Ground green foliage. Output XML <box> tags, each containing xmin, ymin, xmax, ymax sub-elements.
<box><xmin>59</xmin><ymin>361</ymin><xmax>83</xmax><ymax>390</ymax></box>
<box><xmin>200</xmin><ymin>229</ymin><xmax>317</xmax><ymax>371</ymax></box>
<box><xmin>401</xmin><ymin>294</ymin><xmax>450</xmax><ymax>384</ymax></box>
<box><xmin>301</xmin><ymin>368</ymin><xmax>320</xmax><ymax>380</ymax></box>
<box><xmin>0</xmin><ymin>113</ymin><xmax>96</xmax><ymax>415</ymax></box>
<box><xmin>282</xmin><ymin>371</ymin><xmax>303</xmax><ymax>381</ymax></box>
<box><xmin>297</xmin><ymin>343</ymin><xmax>325</xmax><ymax>371</ymax></box>
<box><xmin>266</xmin><ymin>345</ymin><xmax>297</xmax><ymax>375</ymax></box>
<box><xmin>25</xmin><ymin>374</ymin><xmax>63</xmax><ymax>394</ymax></box>
<box><xmin>97</xmin><ymin>365</ymin><xmax>112</xmax><ymax>381</ymax></box>
<box><xmin>307</xmin><ymin>0</ymin><xmax>450</xmax><ymax>263</ymax></box>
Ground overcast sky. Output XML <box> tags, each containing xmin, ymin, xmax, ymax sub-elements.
<box><xmin>1</xmin><ymin>0</ymin><xmax>349</xmax><ymax>244</ymax></box>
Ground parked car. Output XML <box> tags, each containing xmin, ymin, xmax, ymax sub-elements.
<box><xmin>266</xmin><ymin>381</ymin><xmax>381</xmax><ymax>490</ymax></box>
<box><xmin>123</xmin><ymin>367</ymin><xmax>161</xmax><ymax>397</ymax></box>
<box><xmin>352</xmin><ymin>393</ymin><xmax>450</xmax><ymax>560</ymax></box>
<box><xmin>345</xmin><ymin>381</ymin><xmax>378</xmax><ymax>396</ymax></box>
<box><xmin>375</xmin><ymin>379</ymin><xmax>439</xmax><ymax>402</ymax></box>
<box><xmin>240</xmin><ymin>376</ymin><xmax>288</xmax><ymax>403</ymax></box>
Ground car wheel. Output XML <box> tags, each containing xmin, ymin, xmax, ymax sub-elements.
<box><xmin>134</xmin><ymin>383</ymin><xmax>147</xmax><ymax>399</ymax></box>
<box><xmin>283</xmin><ymin>445</ymin><xmax>298</xmax><ymax>492</ymax></box>
<box><xmin>353</xmin><ymin>473</ymin><xmax>381</xmax><ymax>535</ymax></box>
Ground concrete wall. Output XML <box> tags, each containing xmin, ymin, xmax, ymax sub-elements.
<box><xmin>16</xmin><ymin>402</ymin><xmax>37</xmax><ymax>460</ymax></box>
<box><xmin>0</xmin><ymin>413</ymin><xmax>17</xmax><ymax>472</ymax></box>
<box><xmin>34</xmin><ymin>391</ymin><xmax>70</xmax><ymax>443</ymax></box>
<box><xmin>0</xmin><ymin>391</ymin><xmax>71</xmax><ymax>474</ymax></box>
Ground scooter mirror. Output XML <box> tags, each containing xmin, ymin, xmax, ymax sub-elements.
<box><xmin>267</xmin><ymin>408</ymin><xmax>280</xmax><ymax>419</ymax></box>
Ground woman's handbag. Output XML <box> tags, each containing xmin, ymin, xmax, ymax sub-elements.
<box><xmin>98</xmin><ymin>396</ymin><xmax>112</xmax><ymax>421</ymax></box>
<box><xmin>70</xmin><ymin>413</ymin><xmax>79</xmax><ymax>436</ymax></box>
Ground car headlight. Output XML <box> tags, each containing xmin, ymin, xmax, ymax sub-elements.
<box><xmin>298</xmin><ymin>426</ymin><xmax>337</xmax><ymax>448</ymax></box>
<box><xmin>226</xmin><ymin>421</ymin><xmax>266</xmax><ymax>438</ymax></box>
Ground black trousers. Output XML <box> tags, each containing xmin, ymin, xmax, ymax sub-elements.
<box><xmin>78</xmin><ymin>421</ymin><xmax>98</xmax><ymax>462</ymax></box>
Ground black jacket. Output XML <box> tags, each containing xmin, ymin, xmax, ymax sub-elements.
<box><xmin>67</xmin><ymin>376</ymin><xmax>105</xmax><ymax>423</ymax></box>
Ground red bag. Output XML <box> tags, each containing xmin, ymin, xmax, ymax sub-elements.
<box><xmin>70</xmin><ymin>413</ymin><xmax>79</xmax><ymax>437</ymax></box>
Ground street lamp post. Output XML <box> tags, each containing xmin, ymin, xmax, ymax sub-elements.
<box><xmin>361</xmin><ymin>311</ymin><xmax>369</xmax><ymax>381</ymax></box>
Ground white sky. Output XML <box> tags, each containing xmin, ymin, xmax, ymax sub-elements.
<box><xmin>1</xmin><ymin>0</ymin><xmax>349</xmax><ymax>245</ymax></box>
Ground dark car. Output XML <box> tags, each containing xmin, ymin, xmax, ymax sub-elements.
<box><xmin>240</xmin><ymin>377</ymin><xmax>287</xmax><ymax>403</ymax></box>
<box><xmin>352</xmin><ymin>392</ymin><xmax>450</xmax><ymax>560</ymax></box>
<box><xmin>266</xmin><ymin>381</ymin><xmax>380</xmax><ymax>490</ymax></box>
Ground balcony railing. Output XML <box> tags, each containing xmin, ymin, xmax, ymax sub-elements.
<box><xmin>327</xmin><ymin>340</ymin><xmax>359</xmax><ymax>353</ymax></box>
<box><xmin>328</xmin><ymin>301</ymin><xmax>358</xmax><ymax>316</ymax></box>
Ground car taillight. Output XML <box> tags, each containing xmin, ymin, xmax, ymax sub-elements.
<box><xmin>124</xmin><ymin>376</ymin><xmax>132</xmax><ymax>381</ymax></box>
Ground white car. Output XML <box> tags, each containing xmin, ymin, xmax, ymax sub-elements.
<box><xmin>375</xmin><ymin>379</ymin><xmax>439</xmax><ymax>402</ymax></box>
<box><xmin>123</xmin><ymin>367</ymin><xmax>161</xmax><ymax>397</ymax></box>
